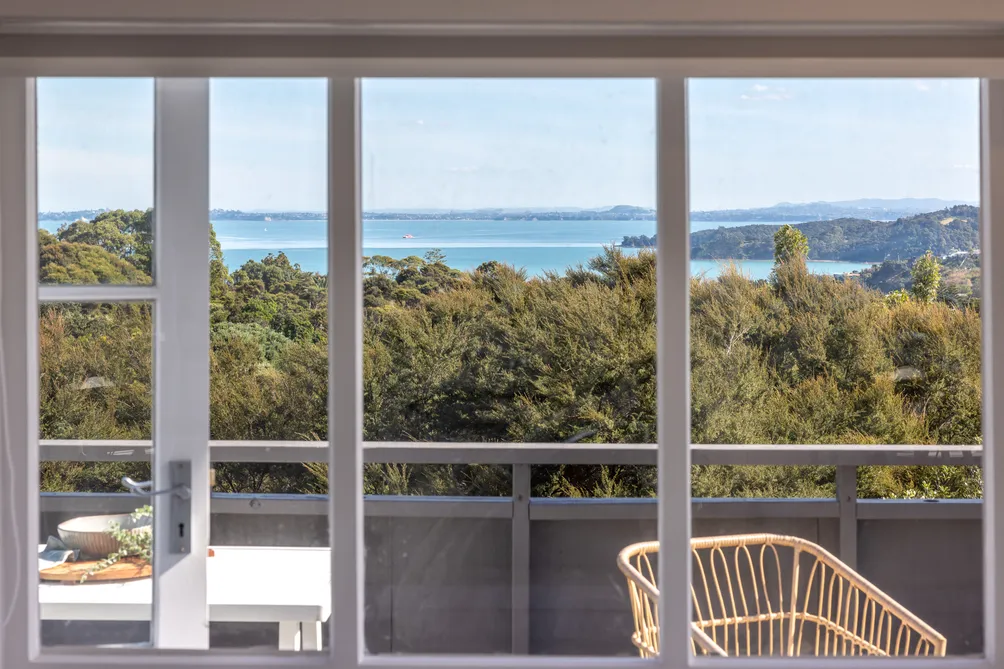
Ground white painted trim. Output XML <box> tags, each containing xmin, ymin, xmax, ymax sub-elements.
<box><xmin>151</xmin><ymin>78</ymin><xmax>210</xmax><ymax>649</ymax></box>
<box><xmin>690</xmin><ymin>658</ymin><xmax>991</xmax><ymax>669</ymax></box>
<box><xmin>38</xmin><ymin>285</ymin><xmax>159</xmax><ymax>302</ymax></box>
<box><xmin>328</xmin><ymin>77</ymin><xmax>363</xmax><ymax>665</ymax></box>
<box><xmin>655</xmin><ymin>76</ymin><xmax>691</xmax><ymax>669</ymax></box>
<box><xmin>0</xmin><ymin>76</ymin><xmax>38</xmax><ymax>669</ymax></box>
<box><xmin>981</xmin><ymin>79</ymin><xmax>1004</xmax><ymax>669</ymax></box>
<box><xmin>3</xmin><ymin>0</ymin><xmax>1004</xmax><ymax>27</ymax></box>
<box><xmin>34</xmin><ymin>647</ymin><xmax>334</xmax><ymax>668</ymax></box>
<box><xmin>359</xmin><ymin>657</ymin><xmax>655</xmax><ymax>669</ymax></box>
<box><xmin>3</xmin><ymin>23</ymin><xmax>1003</xmax><ymax>38</ymax></box>
<box><xmin>0</xmin><ymin>57</ymin><xmax>997</xmax><ymax>79</ymax></box>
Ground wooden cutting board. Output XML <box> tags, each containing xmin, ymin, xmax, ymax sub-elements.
<box><xmin>40</xmin><ymin>557</ymin><xmax>151</xmax><ymax>583</ymax></box>
<box><xmin>40</xmin><ymin>549</ymin><xmax>213</xmax><ymax>584</ymax></box>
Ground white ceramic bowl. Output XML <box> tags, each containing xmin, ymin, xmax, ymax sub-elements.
<box><xmin>57</xmin><ymin>514</ymin><xmax>152</xmax><ymax>559</ymax></box>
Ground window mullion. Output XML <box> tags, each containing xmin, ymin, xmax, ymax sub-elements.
<box><xmin>980</xmin><ymin>78</ymin><xmax>1004</xmax><ymax>668</ymax></box>
<box><xmin>151</xmin><ymin>77</ymin><xmax>211</xmax><ymax>650</ymax></box>
<box><xmin>328</xmin><ymin>76</ymin><xmax>364</xmax><ymax>667</ymax></box>
<box><xmin>655</xmin><ymin>76</ymin><xmax>692</xmax><ymax>669</ymax></box>
<box><xmin>0</xmin><ymin>75</ymin><xmax>38</xmax><ymax>668</ymax></box>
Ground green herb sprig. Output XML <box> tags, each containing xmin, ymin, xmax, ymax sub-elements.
<box><xmin>79</xmin><ymin>505</ymin><xmax>152</xmax><ymax>583</ymax></box>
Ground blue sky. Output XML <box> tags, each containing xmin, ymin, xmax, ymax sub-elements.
<box><xmin>35</xmin><ymin>77</ymin><xmax>980</xmax><ymax>213</ymax></box>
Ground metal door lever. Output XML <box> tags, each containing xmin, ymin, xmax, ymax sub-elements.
<box><xmin>121</xmin><ymin>460</ymin><xmax>193</xmax><ymax>554</ymax></box>
<box><xmin>121</xmin><ymin>476</ymin><xmax>191</xmax><ymax>499</ymax></box>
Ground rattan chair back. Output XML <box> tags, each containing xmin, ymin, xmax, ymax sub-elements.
<box><xmin>617</xmin><ymin>534</ymin><xmax>947</xmax><ymax>658</ymax></box>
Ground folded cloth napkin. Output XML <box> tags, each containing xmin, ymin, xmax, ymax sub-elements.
<box><xmin>38</xmin><ymin>536</ymin><xmax>80</xmax><ymax>571</ymax></box>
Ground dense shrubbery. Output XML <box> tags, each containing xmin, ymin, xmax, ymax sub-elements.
<box><xmin>39</xmin><ymin>210</ymin><xmax>983</xmax><ymax>499</ymax></box>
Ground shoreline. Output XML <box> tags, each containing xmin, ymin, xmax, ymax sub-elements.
<box><xmin>629</xmin><ymin>252</ymin><xmax>887</xmax><ymax>266</ymax></box>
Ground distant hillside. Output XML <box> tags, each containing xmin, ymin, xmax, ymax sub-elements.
<box><xmin>691</xmin><ymin>198</ymin><xmax>973</xmax><ymax>223</ymax></box>
<box><xmin>362</xmin><ymin>205</ymin><xmax>655</xmax><ymax>221</ymax></box>
<box><xmin>829</xmin><ymin>198</ymin><xmax>976</xmax><ymax>211</ymax></box>
<box><xmin>689</xmin><ymin>205</ymin><xmax>979</xmax><ymax>262</ymax></box>
<box><xmin>39</xmin><ymin>209</ymin><xmax>108</xmax><ymax>221</ymax></box>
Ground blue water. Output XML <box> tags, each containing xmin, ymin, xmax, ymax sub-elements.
<box><xmin>41</xmin><ymin>218</ymin><xmax>874</xmax><ymax>281</ymax></box>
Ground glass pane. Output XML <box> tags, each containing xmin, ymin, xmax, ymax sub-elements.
<box><xmin>39</xmin><ymin>302</ymin><xmax>154</xmax><ymax>646</ymax></box>
<box><xmin>361</xmin><ymin>78</ymin><xmax>657</xmax><ymax>655</ymax></box>
<box><xmin>207</xmin><ymin>78</ymin><xmax>329</xmax><ymax>650</ymax></box>
<box><xmin>37</xmin><ymin>79</ymin><xmax>154</xmax><ymax>285</ymax></box>
<box><xmin>686</xmin><ymin>78</ymin><xmax>982</xmax><ymax>658</ymax></box>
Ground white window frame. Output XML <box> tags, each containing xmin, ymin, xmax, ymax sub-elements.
<box><xmin>1</xmin><ymin>76</ymin><xmax>214</xmax><ymax>651</ymax></box>
<box><xmin>0</xmin><ymin>49</ymin><xmax>1000</xmax><ymax>669</ymax></box>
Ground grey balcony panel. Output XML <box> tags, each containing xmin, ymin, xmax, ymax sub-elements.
<box><xmin>530</xmin><ymin>519</ymin><xmax>655</xmax><ymax>656</ymax></box>
<box><xmin>381</xmin><ymin>517</ymin><xmax>512</xmax><ymax>654</ymax></box>
<box><xmin>858</xmin><ymin>519</ymin><xmax>984</xmax><ymax>656</ymax></box>
<box><xmin>693</xmin><ymin>497</ymin><xmax>839</xmax><ymax>519</ymax></box>
<box><xmin>857</xmin><ymin>498</ymin><xmax>982</xmax><ymax>520</ymax></box>
<box><xmin>365</xmin><ymin>496</ymin><xmax>512</xmax><ymax>519</ymax></box>
<box><xmin>530</xmin><ymin>498</ymin><xmax>657</xmax><ymax>521</ymax></box>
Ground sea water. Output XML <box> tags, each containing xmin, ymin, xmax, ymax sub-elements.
<box><xmin>40</xmin><ymin>218</ymin><xmax>875</xmax><ymax>280</ymax></box>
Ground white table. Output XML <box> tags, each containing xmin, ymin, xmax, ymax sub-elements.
<box><xmin>38</xmin><ymin>546</ymin><xmax>331</xmax><ymax>651</ymax></box>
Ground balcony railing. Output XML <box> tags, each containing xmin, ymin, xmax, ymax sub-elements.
<box><xmin>39</xmin><ymin>440</ymin><xmax>984</xmax><ymax>653</ymax></box>
<box><xmin>40</xmin><ymin>440</ymin><xmax>983</xmax><ymax>523</ymax></box>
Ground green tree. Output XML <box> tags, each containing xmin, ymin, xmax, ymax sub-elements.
<box><xmin>423</xmin><ymin>248</ymin><xmax>447</xmax><ymax>264</ymax></box>
<box><xmin>773</xmin><ymin>224</ymin><xmax>809</xmax><ymax>265</ymax></box>
<box><xmin>39</xmin><ymin>242</ymin><xmax>151</xmax><ymax>285</ymax></box>
<box><xmin>910</xmin><ymin>251</ymin><xmax>941</xmax><ymax>303</ymax></box>
<box><xmin>56</xmin><ymin>209</ymin><xmax>153</xmax><ymax>275</ymax></box>
<box><xmin>885</xmin><ymin>289</ymin><xmax>910</xmax><ymax>307</ymax></box>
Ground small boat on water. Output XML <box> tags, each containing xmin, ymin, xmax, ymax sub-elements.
<box><xmin>402</xmin><ymin>233</ymin><xmax>414</xmax><ymax>239</ymax></box>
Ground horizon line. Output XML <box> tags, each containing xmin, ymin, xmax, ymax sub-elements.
<box><xmin>37</xmin><ymin>198</ymin><xmax>980</xmax><ymax>216</ymax></box>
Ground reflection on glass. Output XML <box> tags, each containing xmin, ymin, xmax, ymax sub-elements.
<box><xmin>685</xmin><ymin>78</ymin><xmax>983</xmax><ymax>659</ymax></box>
<box><xmin>39</xmin><ymin>302</ymin><xmax>153</xmax><ymax>646</ymax></box>
<box><xmin>37</xmin><ymin>79</ymin><xmax>155</xmax><ymax>285</ymax></box>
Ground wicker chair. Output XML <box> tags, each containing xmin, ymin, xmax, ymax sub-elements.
<box><xmin>617</xmin><ymin>534</ymin><xmax>947</xmax><ymax>658</ymax></box>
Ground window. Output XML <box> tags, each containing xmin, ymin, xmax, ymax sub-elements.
<box><xmin>37</xmin><ymin>78</ymin><xmax>154</xmax><ymax>286</ymax></box>
<box><xmin>686</xmin><ymin>78</ymin><xmax>984</xmax><ymax>658</ymax></box>
<box><xmin>359</xmin><ymin>78</ymin><xmax>657</xmax><ymax>655</ymax></box>
<box><xmin>208</xmin><ymin>78</ymin><xmax>329</xmax><ymax>650</ymax></box>
<box><xmin>36</xmin><ymin>78</ymin><xmax>156</xmax><ymax>646</ymax></box>
<box><xmin>0</xmin><ymin>42</ymin><xmax>1002</xmax><ymax>669</ymax></box>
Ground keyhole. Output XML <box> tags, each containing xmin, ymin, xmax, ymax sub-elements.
<box><xmin>179</xmin><ymin>522</ymin><xmax>185</xmax><ymax>538</ymax></box>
